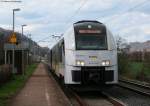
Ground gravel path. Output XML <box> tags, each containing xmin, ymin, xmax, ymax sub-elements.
<box><xmin>9</xmin><ymin>63</ymin><xmax>71</xmax><ymax>106</ymax></box>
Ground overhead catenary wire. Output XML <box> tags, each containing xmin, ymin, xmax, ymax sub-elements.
<box><xmin>65</xmin><ymin>0</ymin><xmax>89</xmax><ymax>28</ymax></box>
<box><xmin>102</xmin><ymin>0</ymin><xmax>150</xmax><ymax>23</ymax></box>
<box><xmin>61</xmin><ymin>0</ymin><xmax>150</xmax><ymax>42</ymax></box>
<box><xmin>37</xmin><ymin>35</ymin><xmax>51</xmax><ymax>43</ymax></box>
<box><xmin>36</xmin><ymin>34</ymin><xmax>60</xmax><ymax>46</ymax></box>
<box><xmin>35</xmin><ymin>1</ymin><xmax>150</xmax><ymax>47</ymax></box>
<box><xmin>103</xmin><ymin>0</ymin><xmax>150</xmax><ymax>34</ymax></box>
<box><xmin>65</xmin><ymin>0</ymin><xmax>149</xmax><ymax>29</ymax></box>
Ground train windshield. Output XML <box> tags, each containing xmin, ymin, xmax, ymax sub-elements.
<box><xmin>75</xmin><ymin>30</ymin><xmax>107</xmax><ymax>50</ymax></box>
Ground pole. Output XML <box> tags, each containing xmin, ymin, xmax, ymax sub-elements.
<box><xmin>12</xmin><ymin>46</ymin><xmax>15</xmax><ymax>73</ymax></box>
<box><xmin>13</xmin><ymin>10</ymin><xmax>15</xmax><ymax>31</ymax></box>
<box><xmin>27</xmin><ymin>34</ymin><xmax>30</xmax><ymax>65</ymax></box>
<box><xmin>22</xmin><ymin>25</ymin><xmax>24</xmax><ymax>76</ymax></box>
<box><xmin>12</xmin><ymin>10</ymin><xmax>15</xmax><ymax>73</ymax></box>
<box><xmin>12</xmin><ymin>8</ymin><xmax>20</xmax><ymax>74</ymax></box>
<box><xmin>22</xmin><ymin>50</ymin><xmax>24</xmax><ymax>76</ymax></box>
<box><xmin>21</xmin><ymin>25</ymin><xmax>27</xmax><ymax>76</ymax></box>
<box><xmin>27</xmin><ymin>34</ymin><xmax>31</xmax><ymax>64</ymax></box>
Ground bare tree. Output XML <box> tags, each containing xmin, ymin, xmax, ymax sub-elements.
<box><xmin>115</xmin><ymin>35</ymin><xmax>129</xmax><ymax>53</ymax></box>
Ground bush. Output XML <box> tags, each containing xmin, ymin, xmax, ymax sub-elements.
<box><xmin>119</xmin><ymin>51</ymin><xmax>150</xmax><ymax>83</ymax></box>
<box><xmin>143</xmin><ymin>52</ymin><xmax>150</xmax><ymax>68</ymax></box>
<box><xmin>0</xmin><ymin>64</ymin><xmax>12</xmax><ymax>85</ymax></box>
<box><xmin>128</xmin><ymin>51</ymin><xmax>142</xmax><ymax>62</ymax></box>
<box><xmin>136</xmin><ymin>52</ymin><xmax>150</xmax><ymax>82</ymax></box>
<box><xmin>118</xmin><ymin>52</ymin><xmax>129</xmax><ymax>75</ymax></box>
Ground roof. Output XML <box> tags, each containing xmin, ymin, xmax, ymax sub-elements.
<box><xmin>74</xmin><ymin>20</ymin><xmax>102</xmax><ymax>24</ymax></box>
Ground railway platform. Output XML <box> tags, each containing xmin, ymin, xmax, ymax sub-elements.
<box><xmin>9</xmin><ymin>63</ymin><xmax>71</xmax><ymax>106</ymax></box>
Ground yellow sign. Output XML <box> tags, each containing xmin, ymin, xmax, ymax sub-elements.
<box><xmin>9</xmin><ymin>32</ymin><xmax>17</xmax><ymax>44</ymax></box>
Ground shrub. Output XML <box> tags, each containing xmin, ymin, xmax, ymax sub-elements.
<box><xmin>128</xmin><ymin>51</ymin><xmax>142</xmax><ymax>62</ymax></box>
<box><xmin>118</xmin><ymin>52</ymin><xmax>129</xmax><ymax>75</ymax></box>
<box><xmin>0</xmin><ymin>64</ymin><xmax>12</xmax><ymax>85</ymax></box>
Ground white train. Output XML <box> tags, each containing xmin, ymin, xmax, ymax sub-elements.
<box><xmin>48</xmin><ymin>20</ymin><xmax>118</xmax><ymax>86</ymax></box>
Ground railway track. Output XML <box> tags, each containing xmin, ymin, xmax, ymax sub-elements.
<box><xmin>119</xmin><ymin>78</ymin><xmax>150</xmax><ymax>96</ymax></box>
<box><xmin>71</xmin><ymin>78</ymin><xmax>150</xmax><ymax>106</ymax></box>
<box><xmin>45</xmin><ymin>64</ymin><xmax>126</xmax><ymax>106</ymax></box>
<box><xmin>69</xmin><ymin>89</ymin><xmax>126</xmax><ymax>106</ymax></box>
<box><xmin>67</xmin><ymin>89</ymin><xmax>88</xmax><ymax>106</ymax></box>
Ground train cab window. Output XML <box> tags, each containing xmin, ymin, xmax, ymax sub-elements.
<box><xmin>75</xmin><ymin>31</ymin><xmax>107</xmax><ymax>50</ymax></box>
<box><xmin>74</xmin><ymin>23</ymin><xmax>108</xmax><ymax>50</ymax></box>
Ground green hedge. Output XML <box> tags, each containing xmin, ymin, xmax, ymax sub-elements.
<box><xmin>118</xmin><ymin>53</ymin><xmax>130</xmax><ymax>74</ymax></box>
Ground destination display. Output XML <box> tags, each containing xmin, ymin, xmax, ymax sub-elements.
<box><xmin>78</xmin><ymin>29</ymin><xmax>102</xmax><ymax>34</ymax></box>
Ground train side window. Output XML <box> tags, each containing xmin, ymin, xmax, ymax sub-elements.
<box><xmin>62</xmin><ymin>42</ymin><xmax>65</xmax><ymax>55</ymax></box>
<box><xmin>59</xmin><ymin>44</ymin><xmax>62</xmax><ymax>62</ymax></box>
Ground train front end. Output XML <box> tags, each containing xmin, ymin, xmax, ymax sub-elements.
<box><xmin>64</xmin><ymin>21</ymin><xmax>118</xmax><ymax>86</ymax></box>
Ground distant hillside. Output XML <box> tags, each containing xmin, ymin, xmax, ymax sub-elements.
<box><xmin>129</xmin><ymin>40</ymin><xmax>150</xmax><ymax>52</ymax></box>
<box><xmin>0</xmin><ymin>27</ymin><xmax>50</xmax><ymax>57</ymax></box>
<box><xmin>0</xmin><ymin>27</ymin><xmax>28</xmax><ymax>43</ymax></box>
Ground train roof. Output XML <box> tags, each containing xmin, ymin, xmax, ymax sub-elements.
<box><xmin>74</xmin><ymin>20</ymin><xmax>103</xmax><ymax>24</ymax></box>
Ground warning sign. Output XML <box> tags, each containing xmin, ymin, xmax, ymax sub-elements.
<box><xmin>9</xmin><ymin>32</ymin><xmax>17</xmax><ymax>44</ymax></box>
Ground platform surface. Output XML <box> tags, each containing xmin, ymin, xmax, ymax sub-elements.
<box><xmin>9</xmin><ymin>63</ymin><xmax>71</xmax><ymax>106</ymax></box>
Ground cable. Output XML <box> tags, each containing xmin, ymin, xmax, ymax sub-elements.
<box><xmin>65</xmin><ymin>0</ymin><xmax>149</xmax><ymax>29</ymax></box>
<box><xmin>40</xmin><ymin>0</ymin><xmax>149</xmax><ymax>45</ymax></box>
<box><xmin>37</xmin><ymin>35</ymin><xmax>51</xmax><ymax>43</ymax></box>
<box><xmin>103</xmin><ymin>0</ymin><xmax>150</xmax><ymax>23</ymax></box>
<box><xmin>105</xmin><ymin>0</ymin><xmax>150</xmax><ymax>34</ymax></box>
<box><xmin>65</xmin><ymin>0</ymin><xmax>89</xmax><ymax>27</ymax></box>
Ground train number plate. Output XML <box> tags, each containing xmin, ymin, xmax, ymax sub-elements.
<box><xmin>89</xmin><ymin>56</ymin><xmax>97</xmax><ymax>61</ymax></box>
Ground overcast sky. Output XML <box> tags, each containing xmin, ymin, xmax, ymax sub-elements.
<box><xmin>0</xmin><ymin>0</ymin><xmax>150</xmax><ymax>47</ymax></box>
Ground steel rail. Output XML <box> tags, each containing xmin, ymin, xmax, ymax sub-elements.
<box><xmin>119</xmin><ymin>79</ymin><xmax>150</xmax><ymax>96</ymax></box>
<box><xmin>101</xmin><ymin>92</ymin><xmax>126</xmax><ymax>106</ymax></box>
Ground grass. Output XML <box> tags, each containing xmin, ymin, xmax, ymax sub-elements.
<box><xmin>144</xmin><ymin>67</ymin><xmax>150</xmax><ymax>75</ymax></box>
<box><xmin>0</xmin><ymin>64</ymin><xmax>37</xmax><ymax>106</ymax></box>
<box><xmin>129</xmin><ymin>62</ymin><xmax>150</xmax><ymax>76</ymax></box>
<box><xmin>121</xmin><ymin>62</ymin><xmax>150</xmax><ymax>81</ymax></box>
<box><xmin>129</xmin><ymin>62</ymin><xmax>143</xmax><ymax>76</ymax></box>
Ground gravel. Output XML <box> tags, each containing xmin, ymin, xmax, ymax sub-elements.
<box><xmin>103</xmin><ymin>86</ymin><xmax>150</xmax><ymax>106</ymax></box>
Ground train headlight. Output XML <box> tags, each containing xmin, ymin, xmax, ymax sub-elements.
<box><xmin>102</xmin><ymin>61</ymin><xmax>106</xmax><ymax>66</ymax></box>
<box><xmin>81</xmin><ymin>61</ymin><xmax>85</xmax><ymax>66</ymax></box>
<box><xmin>76</xmin><ymin>61</ymin><xmax>81</xmax><ymax>65</ymax></box>
<box><xmin>102</xmin><ymin>60</ymin><xmax>110</xmax><ymax>66</ymax></box>
<box><xmin>105</xmin><ymin>60</ymin><xmax>110</xmax><ymax>65</ymax></box>
<box><xmin>76</xmin><ymin>60</ymin><xmax>85</xmax><ymax>66</ymax></box>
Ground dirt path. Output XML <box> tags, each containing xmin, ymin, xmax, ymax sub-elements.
<box><xmin>9</xmin><ymin>63</ymin><xmax>71</xmax><ymax>106</ymax></box>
